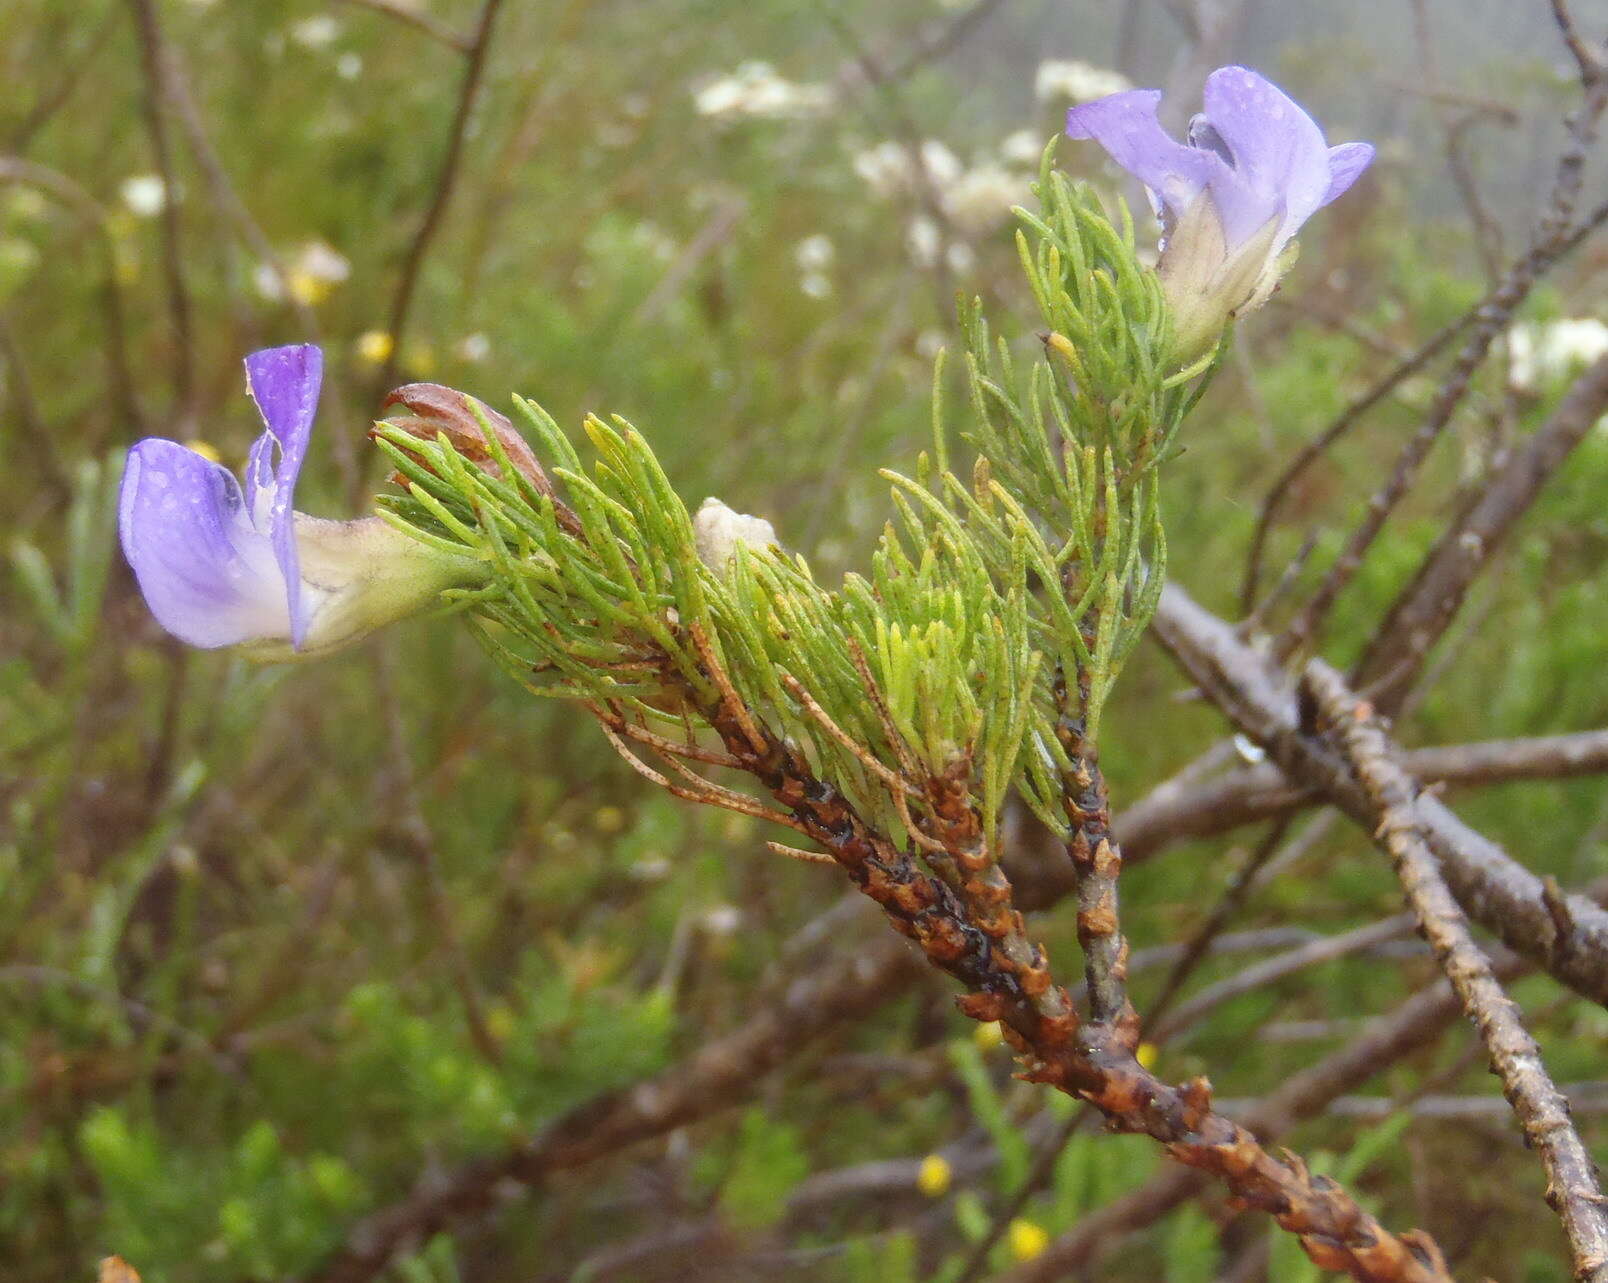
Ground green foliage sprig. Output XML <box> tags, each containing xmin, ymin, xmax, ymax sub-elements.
<box><xmin>377</xmin><ymin>151</ymin><xmax>1222</xmax><ymax>853</ymax></box>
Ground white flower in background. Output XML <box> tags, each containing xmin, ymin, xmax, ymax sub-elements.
<box><xmin>852</xmin><ymin>139</ymin><xmax>963</xmax><ymax>197</ymax></box>
<box><xmin>336</xmin><ymin>52</ymin><xmax>363</xmax><ymax>80</ymax></box>
<box><xmin>945</xmin><ymin>164</ymin><xmax>1029</xmax><ymax>236</ymax></box>
<box><xmin>852</xmin><ymin>141</ymin><xmax>906</xmax><ymax>197</ymax></box>
<box><xmin>297</xmin><ymin>240</ymin><xmax>350</xmax><ymax>283</ymax></box>
<box><xmin>455</xmin><ymin>332</ymin><xmax>491</xmax><ymax>363</ymax></box>
<box><xmin>794</xmin><ymin>233</ymin><xmax>835</xmax><ymax>272</ymax></box>
<box><xmin>1508</xmin><ymin>318</ymin><xmax>1608</xmax><ymax>391</ymax></box>
<box><xmin>120</xmin><ymin>175</ymin><xmax>168</xmax><ymax>219</ymax></box>
<box><xmin>1034</xmin><ymin>59</ymin><xmax>1132</xmax><ymax>104</ymax></box>
<box><xmin>253</xmin><ymin>240</ymin><xmax>351</xmax><ymax>306</ymax></box>
<box><xmin>1000</xmin><ymin>128</ymin><xmax>1045</xmax><ymax>168</ymax></box>
<box><xmin>694</xmin><ymin>61</ymin><xmax>832</xmax><ymax>120</ymax></box>
<box><xmin>700</xmin><ymin>904</ymin><xmax>742</xmax><ymax>935</ymax></box>
<box><xmin>907</xmin><ymin>216</ymin><xmax>941</xmax><ymax>267</ymax></box>
<box><xmin>290</xmin><ymin>14</ymin><xmax>341</xmax><ymax>49</ymax></box>
<box><xmin>800</xmin><ymin>272</ymin><xmax>832</xmax><ymax>299</ymax></box>
<box><xmin>630</xmin><ymin>221</ymin><xmax>677</xmax><ymax>263</ymax></box>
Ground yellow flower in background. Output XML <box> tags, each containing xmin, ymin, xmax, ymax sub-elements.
<box><xmin>1137</xmin><ymin>1041</ymin><xmax>1159</xmax><ymax>1070</ymax></box>
<box><xmin>916</xmin><ymin>1153</ymin><xmax>951</xmax><ymax>1198</ymax></box>
<box><xmin>287</xmin><ymin>269</ymin><xmax>333</xmax><ymax>307</ymax></box>
<box><xmin>403</xmin><ymin>341</ymin><xmax>436</xmax><ymax>376</ymax></box>
<box><xmin>1007</xmin><ymin>1218</ymin><xmax>1050</xmax><ymax>1261</ymax></box>
<box><xmin>355</xmin><ymin>330</ymin><xmax>394</xmax><ymax>364</ymax></box>
<box><xmin>485</xmin><ymin>1002</ymin><xmax>516</xmax><ymax>1044</ymax></box>
<box><xmin>972</xmin><ymin>1020</ymin><xmax>1004</xmax><ymax>1052</ymax></box>
<box><xmin>183</xmin><ymin>440</ymin><xmax>221</xmax><ymax>463</ymax></box>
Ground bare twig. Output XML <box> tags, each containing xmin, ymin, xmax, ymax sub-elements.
<box><xmin>1549</xmin><ymin>0</ymin><xmax>1608</xmax><ymax>84</ymax></box>
<box><xmin>1305</xmin><ymin>660</ymin><xmax>1608</xmax><ymax>1282</ymax></box>
<box><xmin>1354</xmin><ymin>351</ymin><xmax>1608</xmax><ymax>709</ymax></box>
<box><xmin>126</xmin><ymin>0</ymin><xmax>196</xmax><ymax>429</ymax></box>
<box><xmin>375</xmin><ymin>0</ymin><xmax>505</xmax><ymax>396</ymax></box>
<box><xmin>994</xmin><ymin>951</ymin><xmax>1523</xmax><ymax>1282</ymax></box>
<box><xmin>8</xmin><ymin>3</ymin><xmax>120</xmax><ymax>155</ymax></box>
<box><xmin>1239</xmin><ymin>310</ymin><xmax>1469</xmax><ymax>615</ymax></box>
<box><xmin>1147</xmin><ymin>914</ymin><xmax>1419</xmax><ymax>1044</ymax></box>
<box><xmin>1112</xmin><ymin>726</ymin><xmax>1608</xmax><ymax>869</ymax></box>
<box><xmin>1278</xmin><ymin>83</ymin><xmax>1608</xmax><ymax>656</ymax></box>
<box><xmin>1153</xmin><ymin>583</ymin><xmax>1608</xmax><ymax>1005</ymax></box>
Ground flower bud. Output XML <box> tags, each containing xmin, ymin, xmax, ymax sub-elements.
<box><xmin>693</xmin><ymin>497</ymin><xmax>777</xmax><ymax>571</ymax></box>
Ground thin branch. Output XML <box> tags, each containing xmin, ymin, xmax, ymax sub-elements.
<box><xmin>1549</xmin><ymin>0</ymin><xmax>1607</xmax><ymax>84</ymax></box>
<box><xmin>1354</xmin><ymin>351</ymin><xmax>1608</xmax><ymax>708</ymax></box>
<box><xmin>1239</xmin><ymin>309</ymin><xmax>1469</xmax><ymax>615</ymax></box>
<box><xmin>1153</xmin><ymin>583</ymin><xmax>1608</xmax><ymax>1006</ymax></box>
<box><xmin>8</xmin><ymin>3</ymin><xmax>120</xmax><ymax>155</ymax></box>
<box><xmin>994</xmin><ymin>949</ymin><xmax>1523</xmax><ymax>1282</ymax></box>
<box><xmin>1113</xmin><ymin>726</ymin><xmax>1608</xmax><ymax>869</ymax></box>
<box><xmin>1277</xmin><ymin>78</ymin><xmax>1608</xmax><ymax>655</ymax></box>
<box><xmin>374</xmin><ymin>0</ymin><xmax>505</xmax><ymax>396</ymax></box>
<box><xmin>126</xmin><ymin>0</ymin><xmax>196</xmax><ymax>428</ymax></box>
<box><xmin>1147</xmin><ymin>914</ymin><xmax>1418</xmax><ymax>1044</ymax></box>
<box><xmin>1306</xmin><ymin>660</ymin><xmax>1608</xmax><ymax>1283</ymax></box>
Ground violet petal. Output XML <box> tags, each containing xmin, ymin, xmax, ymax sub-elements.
<box><xmin>1199</xmin><ymin>66</ymin><xmax>1332</xmax><ymax>249</ymax></box>
<box><xmin>1321</xmin><ymin>141</ymin><xmax>1376</xmax><ymax>207</ymax></box>
<box><xmin>118</xmin><ymin>439</ymin><xmax>291</xmax><ymax>648</ymax></box>
<box><xmin>1066</xmin><ymin>89</ymin><xmax>1224</xmax><ymax>224</ymax></box>
<box><xmin>243</xmin><ymin>344</ymin><xmax>323</xmax><ymax>649</ymax></box>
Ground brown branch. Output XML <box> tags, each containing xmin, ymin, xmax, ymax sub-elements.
<box><xmin>1147</xmin><ymin>915</ymin><xmax>1418</xmax><ymax>1045</ymax></box>
<box><xmin>374</xmin><ymin>0</ymin><xmax>504</xmax><ymax>397</ymax></box>
<box><xmin>1239</xmin><ymin>309</ymin><xmax>1469</xmax><ymax>615</ymax></box>
<box><xmin>1277</xmin><ymin>61</ymin><xmax>1608</xmax><ymax>656</ymax></box>
<box><xmin>996</xmin><ymin>949</ymin><xmax>1527</xmax><ymax>1282</ymax></box>
<box><xmin>1305</xmin><ymin>660</ymin><xmax>1608</xmax><ymax>1282</ymax></box>
<box><xmin>1054</xmin><ymin>671</ymin><xmax>1138</xmax><ymax>1039</ymax></box>
<box><xmin>1113</xmin><ymin>726</ymin><xmax>1608</xmax><ymax>869</ymax></box>
<box><xmin>126</xmin><ymin>0</ymin><xmax>196</xmax><ymax>429</ymax></box>
<box><xmin>1549</xmin><ymin>0</ymin><xmax>1607</xmax><ymax>85</ymax></box>
<box><xmin>1354</xmin><ymin>351</ymin><xmax>1608</xmax><ymax>709</ymax></box>
<box><xmin>8</xmin><ymin>3</ymin><xmax>120</xmax><ymax>155</ymax></box>
<box><xmin>1154</xmin><ymin>583</ymin><xmax>1608</xmax><ymax>1006</ymax></box>
<box><xmin>687</xmin><ymin>667</ymin><xmax>1453</xmax><ymax>1280</ymax></box>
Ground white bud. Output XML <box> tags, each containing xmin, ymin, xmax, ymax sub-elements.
<box><xmin>693</xmin><ymin>497</ymin><xmax>777</xmax><ymax>572</ymax></box>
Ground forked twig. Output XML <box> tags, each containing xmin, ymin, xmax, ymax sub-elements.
<box><xmin>1306</xmin><ymin>660</ymin><xmax>1608</xmax><ymax>1283</ymax></box>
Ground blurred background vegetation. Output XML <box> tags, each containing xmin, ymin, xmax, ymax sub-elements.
<box><xmin>2</xmin><ymin>0</ymin><xmax>1605</xmax><ymax>1279</ymax></box>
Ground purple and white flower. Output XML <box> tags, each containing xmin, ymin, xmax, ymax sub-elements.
<box><xmin>119</xmin><ymin>344</ymin><xmax>476</xmax><ymax>660</ymax></box>
<box><xmin>1066</xmin><ymin>65</ymin><xmax>1373</xmax><ymax>359</ymax></box>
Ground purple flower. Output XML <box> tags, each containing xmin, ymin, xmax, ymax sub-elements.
<box><xmin>119</xmin><ymin>344</ymin><xmax>476</xmax><ymax>659</ymax></box>
<box><xmin>1066</xmin><ymin>65</ymin><xmax>1373</xmax><ymax>358</ymax></box>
